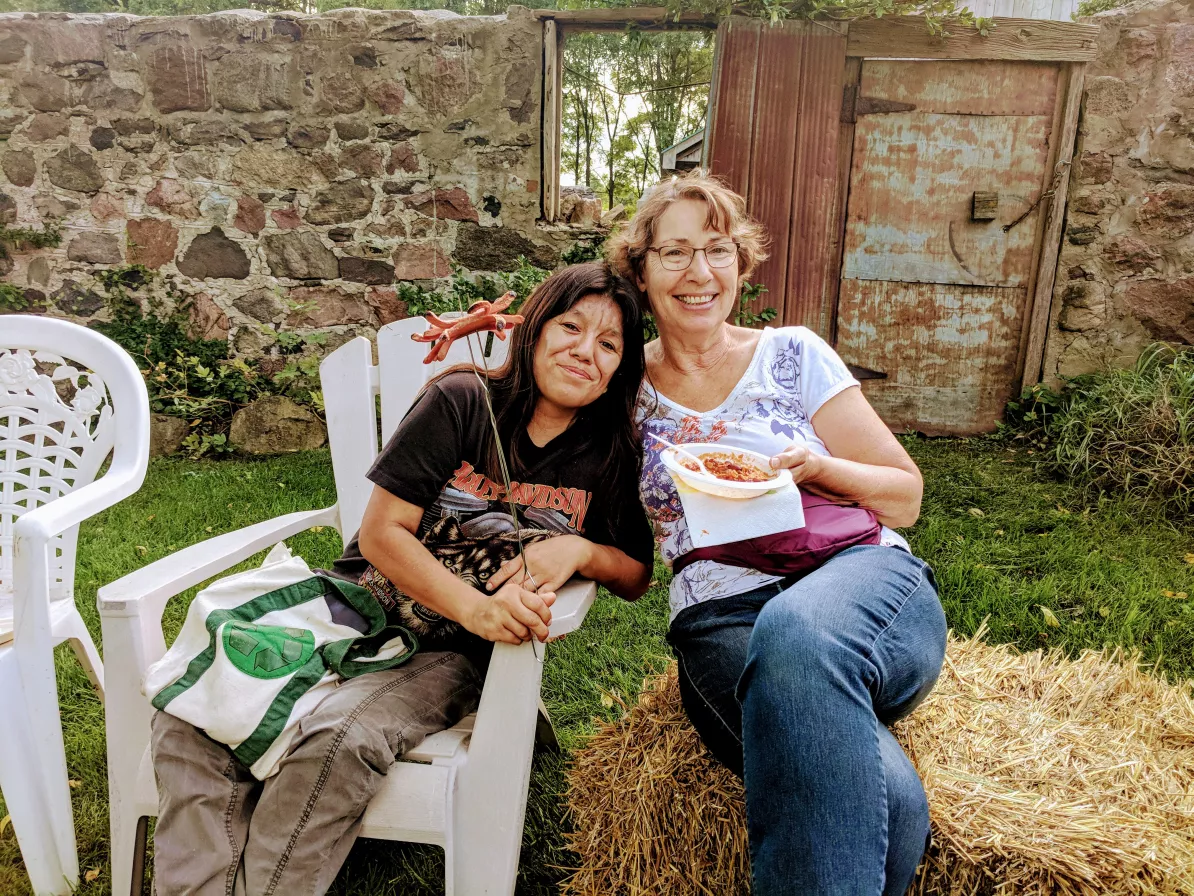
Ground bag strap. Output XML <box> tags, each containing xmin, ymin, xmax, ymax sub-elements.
<box><xmin>231</xmin><ymin>652</ymin><xmax>328</xmax><ymax>769</ymax></box>
<box><xmin>323</xmin><ymin>625</ymin><xmax>420</xmax><ymax>679</ymax></box>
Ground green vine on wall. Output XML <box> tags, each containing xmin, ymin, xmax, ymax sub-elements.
<box><xmin>90</xmin><ymin>266</ymin><xmax>327</xmax><ymax>458</ymax></box>
<box><xmin>398</xmin><ymin>256</ymin><xmax>552</xmax><ymax>320</ymax></box>
<box><xmin>0</xmin><ymin>220</ymin><xmax>63</xmax><ymax>312</ymax></box>
<box><xmin>0</xmin><ymin>220</ymin><xmax>63</xmax><ymax>256</ymax></box>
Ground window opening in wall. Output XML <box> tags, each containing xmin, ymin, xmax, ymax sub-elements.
<box><xmin>541</xmin><ymin>12</ymin><xmax>718</xmax><ymax>224</ymax></box>
<box><xmin>563</xmin><ymin>30</ymin><xmax>713</xmax><ymax>213</ymax></box>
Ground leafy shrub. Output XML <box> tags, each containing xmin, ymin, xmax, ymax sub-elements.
<box><xmin>736</xmin><ymin>281</ymin><xmax>778</xmax><ymax>328</ymax></box>
<box><xmin>400</xmin><ymin>257</ymin><xmax>551</xmax><ymax>320</ymax></box>
<box><xmin>563</xmin><ymin>239</ymin><xmax>605</xmax><ymax>266</ymax></box>
<box><xmin>0</xmin><ymin>281</ymin><xmax>30</xmax><ymax>312</ymax></box>
<box><xmin>92</xmin><ymin>265</ymin><xmax>230</xmax><ymax>370</ymax></box>
<box><xmin>91</xmin><ymin>266</ymin><xmax>324</xmax><ymax>457</ymax></box>
<box><xmin>1008</xmin><ymin>345</ymin><xmax>1194</xmax><ymax>514</ymax></box>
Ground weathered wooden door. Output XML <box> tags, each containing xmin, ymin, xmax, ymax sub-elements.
<box><xmin>834</xmin><ymin>60</ymin><xmax>1061</xmax><ymax>434</ymax></box>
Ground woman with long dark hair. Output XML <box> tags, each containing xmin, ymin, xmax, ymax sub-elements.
<box><xmin>149</xmin><ymin>261</ymin><xmax>654</xmax><ymax>895</ymax></box>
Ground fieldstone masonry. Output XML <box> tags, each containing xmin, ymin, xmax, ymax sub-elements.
<box><xmin>5</xmin><ymin>4</ymin><xmax>1187</xmax><ymax>393</ymax></box>
<box><xmin>0</xmin><ymin>6</ymin><xmax>592</xmax><ymax>359</ymax></box>
<box><xmin>1044</xmin><ymin>0</ymin><xmax>1194</xmax><ymax>382</ymax></box>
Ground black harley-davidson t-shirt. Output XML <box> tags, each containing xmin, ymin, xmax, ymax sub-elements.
<box><xmin>329</xmin><ymin>371</ymin><xmax>653</xmax><ymax>652</ymax></box>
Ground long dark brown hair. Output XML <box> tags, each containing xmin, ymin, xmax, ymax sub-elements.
<box><xmin>440</xmin><ymin>262</ymin><xmax>646</xmax><ymax>515</ymax></box>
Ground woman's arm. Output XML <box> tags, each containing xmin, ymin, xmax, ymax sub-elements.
<box><xmin>485</xmin><ymin>535</ymin><xmax>652</xmax><ymax>602</ymax></box>
<box><xmin>770</xmin><ymin>386</ymin><xmax>923</xmax><ymax>528</ymax></box>
<box><xmin>357</xmin><ymin>485</ymin><xmax>556</xmax><ymax>644</ymax></box>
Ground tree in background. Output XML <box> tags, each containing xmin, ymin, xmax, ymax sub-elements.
<box><xmin>562</xmin><ymin>28</ymin><xmax>712</xmax><ymax>211</ymax></box>
<box><xmin>623</xmin><ymin>29</ymin><xmax>713</xmax><ymax>165</ymax></box>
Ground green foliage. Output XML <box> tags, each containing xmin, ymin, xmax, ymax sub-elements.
<box><xmin>0</xmin><ymin>281</ymin><xmax>30</xmax><ymax>312</ymax></box>
<box><xmin>0</xmin><ymin>219</ymin><xmax>62</xmax><ymax>260</ymax></box>
<box><xmin>1075</xmin><ymin>0</ymin><xmax>1124</xmax><ymax>15</ymax></box>
<box><xmin>89</xmin><ymin>265</ymin><xmax>326</xmax><ymax>458</ymax></box>
<box><xmin>1007</xmin><ymin>345</ymin><xmax>1194</xmax><ymax>516</ymax></box>
<box><xmin>642</xmin><ymin>312</ymin><xmax>660</xmax><ymax>343</ymax></box>
<box><xmin>400</xmin><ymin>258</ymin><xmax>552</xmax><ymax>319</ymax></box>
<box><xmin>562</xmin><ymin>237</ymin><xmax>607</xmax><ymax>266</ymax></box>
<box><xmin>734</xmin><ymin>281</ymin><xmax>779</xmax><ymax>328</ymax></box>
<box><xmin>91</xmin><ymin>265</ymin><xmax>229</xmax><ymax>371</ymax></box>
<box><xmin>665</xmin><ymin>0</ymin><xmax>996</xmax><ymax>34</ymax></box>
<box><xmin>564</xmin><ymin>30</ymin><xmax>713</xmax><ymax>210</ymax></box>
<box><xmin>0</xmin><ymin>220</ymin><xmax>60</xmax><ymax>312</ymax></box>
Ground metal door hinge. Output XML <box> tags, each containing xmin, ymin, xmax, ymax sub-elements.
<box><xmin>841</xmin><ymin>85</ymin><xmax>917</xmax><ymax>124</ymax></box>
<box><xmin>847</xmin><ymin>364</ymin><xmax>888</xmax><ymax>381</ymax></box>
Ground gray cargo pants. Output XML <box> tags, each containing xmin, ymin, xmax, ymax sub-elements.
<box><xmin>149</xmin><ymin>649</ymin><xmax>483</xmax><ymax>896</ymax></box>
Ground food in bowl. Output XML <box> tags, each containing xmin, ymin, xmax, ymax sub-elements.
<box><xmin>679</xmin><ymin>451</ymin><xmax>774</xmax><ymax>483</ymax></box>
<box><xmin>659</xmin><ymin>442</ymin><xmax>792</xmax><ymax>500</ymax></box>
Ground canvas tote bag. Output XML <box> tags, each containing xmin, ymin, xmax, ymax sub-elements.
<box><xmin>143</xmin><ymin>543</ymin><xmax>417</xmax><ymax>779</ymax></box>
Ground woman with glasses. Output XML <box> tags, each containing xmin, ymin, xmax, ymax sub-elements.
<box><xmin>606</xmin><ymin>171</ymin><xmax>947</xmax><ymax>896</ymax></box>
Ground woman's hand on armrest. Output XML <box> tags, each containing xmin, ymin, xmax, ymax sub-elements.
<box><xmin>464</xmin><ymin>581</ymin><xmax>555</xmax><ymax>644</ymax></box>
<box><xmin>486</xmin><ymin>534</ymin><xmax>652</xmax><ymax>602</ymax></box>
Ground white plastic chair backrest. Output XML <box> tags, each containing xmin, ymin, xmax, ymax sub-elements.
<box><xmin>320</xmin><ymin>314</ymin><xmax>511</xmax><ymax>542</ymax></box>
<box><xmin>0</xmin><ymin>315</ymin><xmax>147</xmax><ymax>600</ymax></box>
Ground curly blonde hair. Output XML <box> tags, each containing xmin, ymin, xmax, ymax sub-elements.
<box><xmin>605</xmin><ymin>170</ymin><xmax>769</xmax><ymax>287</ymax></box>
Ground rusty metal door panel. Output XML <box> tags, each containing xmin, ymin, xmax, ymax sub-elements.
<box><xmin>744</xmin><ymin>22</ymin><xmax>808</xmax><ymax>318</ymax></box>
<box><xmin>841</xmin><ymin>112</ymin><xmax>1050</xmax><ymax>287</ymax></box>
<box><xmin>707</xmin><ymin>19</ymin><xmax>763</xmax><ymax>200</ymax></box>
<box><xmin>786</xmin><ymin>30</ymin><xmax>849</xmax><ymax>335</ymax></box>
<box><xmin>835</xmin><ymin>281</ymin><xmax>1027</xmax><ymax>435</ymax></box>
<box><xmin>706</xmin><ymin>18</ymin><xmax>847</xmax><ymax>334</ymax></box>
<box><xmin>858</xmin><ymin>60</ymin><xmax>1059</xmax><ymax>116</ymax></box>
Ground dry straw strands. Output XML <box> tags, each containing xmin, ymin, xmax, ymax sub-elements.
<box><xmin>563</xmin><ymin>627</ymin><xmax>1194</xmax><ymax>896</ymax></box>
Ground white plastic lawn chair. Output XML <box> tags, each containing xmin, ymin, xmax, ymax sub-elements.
<box><xmin>0</xmin><ymin>315</ymin><xmax>150</xmax><ymax>896</ymax></box>
<box><xmin>100</xmin><ymin>317</ymin><xmax>598</xmax><ymax>896</ymax></box>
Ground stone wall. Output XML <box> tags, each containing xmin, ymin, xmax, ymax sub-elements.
<box><xmin>0</xmin><ymin>7</ymin><xmax>585</xmax><ymax>357</ymax></box>
<box><xmin>1043</xmin><ymin>0</ymin><xmax>1194</xmax><ymax>382</ymax></box>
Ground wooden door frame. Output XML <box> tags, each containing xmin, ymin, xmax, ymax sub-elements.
<box><xmin>826</xmin><ymin>15</ymin><xmax>1094</xmax><ymax>389</ymax></box>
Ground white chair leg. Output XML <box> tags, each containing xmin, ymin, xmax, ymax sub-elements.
<box><xmin>108</xmin><ymin>809</ymin><xmax>146</xmax><ymax>896</ymax></box>
<box><xmin>0</xmin><ymin>661</ymin><xmax>72</xmax><ymax>896</ymax></box>
<box><xmin>100</xmin><ymin>611</ymin><xmax>159</xmax><ymax>896</ymax></box>
<box><xmin>450</xmin><ymin>641</ymin><xmax>543</xmax><ymax>896</ymax></box>
<box><xmin>58</xmin><ymin>608</ymin><xmax>104</xmax><ymax>699</ymax></box>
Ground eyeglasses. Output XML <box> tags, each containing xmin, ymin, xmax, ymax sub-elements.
<box><xmin>647</xmin><ymin>242</ymin><xmax>739</xmax><ymax>271</ymax></box>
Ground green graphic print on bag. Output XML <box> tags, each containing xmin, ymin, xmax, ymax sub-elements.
<box><xmin>223</xmin><ymin>622</ymin><xmax>316</xmax><ymax>680</ymax></box>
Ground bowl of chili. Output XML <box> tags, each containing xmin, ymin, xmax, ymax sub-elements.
<box><xmin>659</xmin><ymin>443</ymin><xmax>793</xmax><ymax>500</ymax></box>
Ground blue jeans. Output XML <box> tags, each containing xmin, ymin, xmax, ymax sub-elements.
<box><xmin>666</xmin><ymin>545</ymin><xmax>946</xmax><ymax>896</ymax></box>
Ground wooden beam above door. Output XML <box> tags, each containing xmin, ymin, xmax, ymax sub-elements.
<box><xmin>846</xmin><ymin>16</ymin><xmax>1099</xmax><ymax>61</ymax></box>
<box><xmin>532</xmin><ymin>7</ymin><xmax>718</xmax><ymax>28</ymax></box>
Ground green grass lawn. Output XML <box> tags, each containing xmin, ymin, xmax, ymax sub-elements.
<box><xmin>2</xmin><ymin>438</ymin><xmax>1192</xmax><ymax>895</ymax></box>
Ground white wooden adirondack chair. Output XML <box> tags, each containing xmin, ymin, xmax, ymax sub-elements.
<box><xmin>99</xmin><ymin>317</ymin><xmax>598</xmax><ymax>896</ymax></box>
<box><xmin>0</xmin><ymin>315</ymin><xmax>150</xmax><ymax>896</ymax></box>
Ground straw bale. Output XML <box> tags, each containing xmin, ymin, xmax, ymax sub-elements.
<box><xmin>563</xmin><ymin>629</ymin><xmax>1194</xmax><ymax>896</ymax></box>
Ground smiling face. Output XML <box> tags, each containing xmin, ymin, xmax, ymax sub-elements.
<box><xmin>638</xmin><ymin>198</ymin><xmax>741</xmax><ymax>340</ymax></box>
<box><xmin>532</xmin><ymin>292</ymin><xmax>625</xmax><ymax>420</ymax></box>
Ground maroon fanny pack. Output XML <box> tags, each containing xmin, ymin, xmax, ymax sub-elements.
<box><xmin>672</xmin><ymin>491</ymin><xmax>882</xmax><ymax>577</ymax></box>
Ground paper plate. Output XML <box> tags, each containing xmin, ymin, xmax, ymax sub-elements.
<box><xmin>659</xmin><ymin>443</ymin><xmax>792</xmax><ymax>500</ymax></box>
